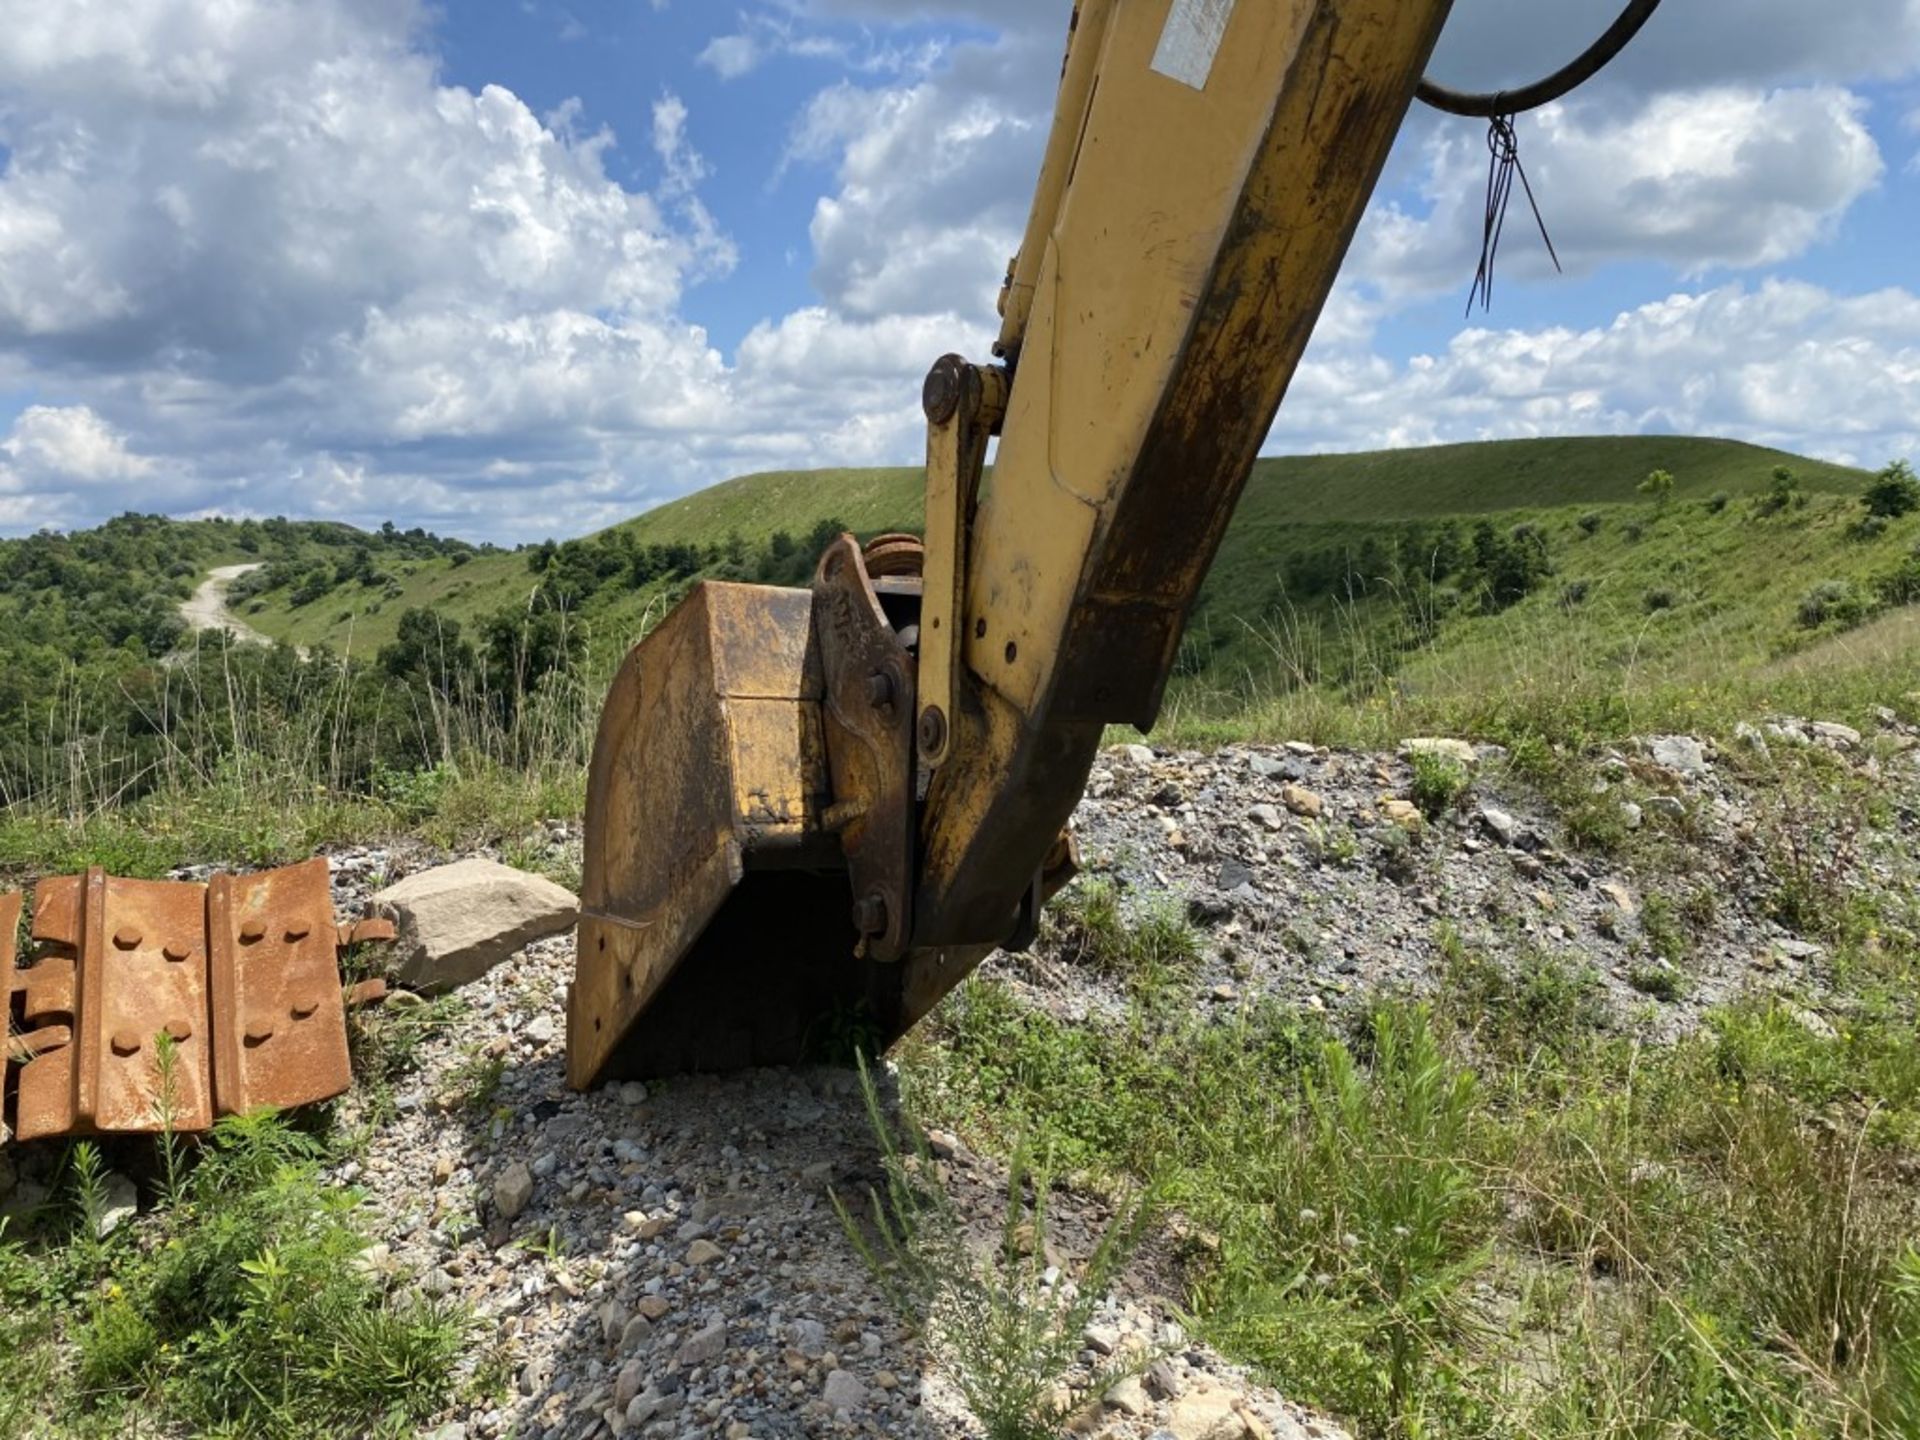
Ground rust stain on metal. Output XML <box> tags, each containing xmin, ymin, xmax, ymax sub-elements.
<box><xmin>2</xmin><ymin>859</ymin><xmax>384</xmax><ymax>1147</ymax></box>
<box><xmin>339</xmin><ymin>917</ymin><xmax>397</xmax><ymax>949</ymax></box>
<box><xmin>96</xmin><ymin>874</ymin><xmax>214</xmax><ymax>1134</ymax></box>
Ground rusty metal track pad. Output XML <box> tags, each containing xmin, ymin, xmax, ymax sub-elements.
<box><xmin>210</xmin><ymin>859</ymin><xmax>351</xmax><ymax>1115</ymax></box>
<box><xmin>4</xmin><ymin>859</ymin><xmax>377</xmax><ymax>1146</ymax></box>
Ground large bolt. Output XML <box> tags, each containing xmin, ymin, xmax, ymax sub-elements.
<box><xmin>239</xmin><ymin>919</ymin><xmax>266</xmax><ymax>943</ymax></box>
<box><xmin>290</xmin><ymin>995</ymin><xmax>319</xmax><ymax>1020</ymax></box>
<box><xmin>244</xmin><ymin>1017</ymin><xmax>275</xmax><ymax>1044</ymax></box>
<box><xmin>112</xmin><ymin>927</ymin><xmax>141</xmax><ymax>951</ymax></box>
<box><xmin>851</xmin><ymin>891</ymin><xmax>889</xmax><ymax>937</ymax></box>
<box><xmin>162</xmin><ymin>942</ymin><xmax>191</xmax><ymax>962</ymax></box>
<box><xmin>866</xmin><ymin>671</ymin><xmax>895</xmax><ymax>710</ymax></box>
<box><xmin>918</xmin><ymin>705</ymin><xmax>949</xmax><ymax>756</ymax></box>
<box><xmin>285</xmin><ymin>920</ymin><xmax>311</xmax><ymax>941</ymax></box>
<box><xmin>165</xmin><ymin>1018</ymin><xmax>193</xmax><ymax>1042</ymax></box>
<box><xmin>922</xmin><ymin>354</ymin><xmax>967</xmax><ymax>425</ymax></box>
<box><xmin>110</xmin><ymin>1030</ymin><xmax>141</xmax><ymax>1056</ymax></box>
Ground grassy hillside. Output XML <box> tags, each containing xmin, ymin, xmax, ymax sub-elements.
<box><xmin>1238</xmin><ymin>435</ymin><xmax>1861</xmax><ymax>522</ymax></box>
<box><xmin>1180</xmin><ymin>451</ymin><xmax>1890</xmax><ymax>711</ymax></box>
<box><xmin>229</xmin><ymin>466</ymin><xmax>918</xmax><ymax>657</ymax></box>
<box><xmin>226</xmin><ymin>434</ymin><xmax>1911</xmax><ymax>746</ymax></box>
<box><xmin>233</xmin><ymin>435</ymin><xmax>1865</xmax><ymax>660</ymax></box>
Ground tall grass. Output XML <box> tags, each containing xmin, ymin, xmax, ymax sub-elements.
<box><xmin>906</xmin><ymin>882</ymin><xmax>1920</xmax><ymax>1439</ymax></box>
<box><xmin>837</xmin><ymin>1058</ymin><xmax>1153</xmax><ymax>1440</ymax></box>
<box><xmin>1158</xmin><ymin>573</ymin><xmax>1916</xmax><ymax>753</ymax></box>
<box><xmin>0</xmin><ymin>631</ymin><xmax>600</xmax><ymax>874</ymax></box>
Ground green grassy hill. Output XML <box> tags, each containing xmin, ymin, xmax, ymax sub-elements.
<box><xmin>233</xmin><ymin>435</ymin><xmax>1867</xmax><ymax>661</ymax></box>
<box><xmin>207</xmin><ymin>432</ymin><xmax>1920</xmax><ymax>750</ymax></box>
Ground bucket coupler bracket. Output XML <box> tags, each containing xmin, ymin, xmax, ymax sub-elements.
<box><xmin>813</xmin><ymin>534</ymin><xmax>919</xmax><ymax>963</ymax></box>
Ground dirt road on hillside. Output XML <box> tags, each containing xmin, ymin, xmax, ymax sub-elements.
<box><xmin>180</xmin><ymin>563</ymin><xmax>275</xmax><ymax>647</ymax></box>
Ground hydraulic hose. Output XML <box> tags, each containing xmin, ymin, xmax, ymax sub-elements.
<box><xmin>1416</xmin><ymin>0</ymin><xmax>1664</xmax><ymax>118</ymax></box>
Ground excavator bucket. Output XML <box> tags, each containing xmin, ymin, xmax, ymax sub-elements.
<box><xmin>569</xmin><ymin>0</ymin><xmax>1460</xmax><ymax>1087</ymax></box>
<box><xmin>568</xmin><ymin>579</ymin><xmax>908</xmax><ymax>1087</ymax></box>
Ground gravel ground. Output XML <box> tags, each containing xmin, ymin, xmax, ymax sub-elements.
<box><xmin>324</xmin><ymin>913</ymin><xmax>1343</xmax><ymax>1440</ymax></box>
<box><xmin>321</xmin><ymin>709</ymin><xmax>1919</xmax><ymax>1440</ymax></box>
<box><xmin>1016</xmin><ymin>715</ymin><xmax>1920</xmax><ymax>1041</ymax></box>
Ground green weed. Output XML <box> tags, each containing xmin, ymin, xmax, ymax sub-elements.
<box><xmin>837</xmin><ymin>1059</ymin><xmax>1152</xmax><ymax>1440</ymax></box>
<box><xmin>1409</xmin><ymin>750</ymin><xmax>1470</xmax><ymax>821</ymax></box>
<box><xmin>1044</xmin><ymin>878</ymin><xmax>1200</xmax><ymax>994</ymax></box>
<box><xmin>1</xmin><ymin>1111</ymin><xmax>465</xmax><ymax>1437</ymax></box>
<box><xmin>1626</xmin><ymin>962</ymin><xmax>1684</xmax><ymax>1002</ymax></box>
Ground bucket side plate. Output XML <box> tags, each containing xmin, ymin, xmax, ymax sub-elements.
<box><xmin>571</xmin><ymin>582</ymin><xmax>891</xmax><ymax>1086</ymax></box>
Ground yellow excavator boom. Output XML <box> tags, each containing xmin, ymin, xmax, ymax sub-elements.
<box><xmin>569</xmin><ymin>0</ymin><xmax>1455</xmax><ymax>1087</ymax></box>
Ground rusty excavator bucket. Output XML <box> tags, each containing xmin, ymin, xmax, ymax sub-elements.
<box><xmin>569</xmin><ymin>0</ymin><xmax>1465</xmax><ymax>1088</ymax></box>
<box><xmin>568</xmin><ymin>538</ymin><xmax>931</xmax><ymax>1087</ymax></box>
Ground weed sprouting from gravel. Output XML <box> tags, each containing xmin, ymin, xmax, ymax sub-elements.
<box><xmin>1044</xmin><ymin>877</ymin><xmax>1200</xmax><ymax>994</ymax></box>
<box><xmin>911</xmin><ymin>863</ymin><xmax>1920</xmax><ymax>1439</ymax></box>
<box><xmin>1409</xmin><ymin>750</ymin><xmax>1471</xmax><ymax>821</ymax></box>
<box><xmin>836</xmin><ymin>1058</ymin><xmax>1153</xmax><ymax>1440</ymax></box>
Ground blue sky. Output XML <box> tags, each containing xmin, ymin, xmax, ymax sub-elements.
<box><xmin>0</xmin><ymin>0</ymin><xmax>1916</xmax><ymax>541</ymax></box>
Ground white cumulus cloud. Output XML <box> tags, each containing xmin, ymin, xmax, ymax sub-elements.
<box><xmin>1276</xmin><ymin>280</ymin><xmax>1920</xmax><ymax>468</ymax></box>
<box><xmin>0</xmin><ymin>0</ymin><xmax>1916</xmax><ymax>541</ymax></box>
<box><xmin>1359</xmin><ymin>87</ymin><xmax>1885</xmax><ymax>299</ymax></box>
<box><xmin>1</xmin><ymin>404</ymin><xmax>152</xmax><ymax>482</ymax></box>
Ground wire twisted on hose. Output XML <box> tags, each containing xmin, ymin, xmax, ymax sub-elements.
<box><xmin>1417</xmin><ymin>0</ymin><xmax>1664</xmax><ymax>311</ymax></box>
<box><xmin>1468</xmin><ymin>115</ymin><xmax>1558</xmax><ymax>314</ymax></box>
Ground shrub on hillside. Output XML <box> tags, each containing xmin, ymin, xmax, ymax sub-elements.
<box><xmin>1576</xmin><ymin>511</ymin><xmax>1603</xmax><ymax>536</ymax></box>
<box><xmin>1755</xmin><ymin>465</ymin><xmax>1806</xmax><ymax>517</ymax></box>
<box><xmin>1797</xmin><ymin>579</ymin><xmax>1868</xmax><ymax>630</ymax></box>
<box><xmin>378</xmin><ymin>609</ymin><xmax>476</xmax><ymax>691</ymax></box>
<box><xmin>1863</xmin><ymin>459</ymin><xmax>1920</xmax><ymax>519</ymax></box>
<box><xmin>1706</xmin><ymin>491</ymin><xmax>1731</xmax><ymax>514</ymax></box>
<box><xmin>1848</xmin><ymin>513</ymin><xmax>1891</xmax><ymax>543</ymax></box>
<box><xmin>1637</xmin><ymin>469</ymin><xmax>1675</xmax><ymax>508</ymax></box>
<box><xmin>289</xmin><ymin>567</ymin><xmax>335</xmax><ymax>607</ymax></box>
<box><xmin>1474</xmin><ymin>521</ymin><xmax>1551</xmax><ymax>613</ymax></box>
<box><xmin>1643</xmin><ymin>587</ymin><xmax>1677</xmax><ymax>613</ymax></box>
<box><xmin>1874</xmin><ymin>545</ymin><xmax>1920</xmax><ymax>607</ymax></box>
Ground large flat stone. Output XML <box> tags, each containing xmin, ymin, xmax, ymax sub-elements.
<box><xmin>373</xmin><ymin>858</ymin><xmax>578</xmax><ymax>992</ymax></box>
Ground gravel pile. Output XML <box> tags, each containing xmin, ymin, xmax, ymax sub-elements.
<box><xmin>1014</xmin><ymin>713</ymin><xmax>1920</xmax><ymax>1040</ymax></box>
<box><xmin>326</xmin><ymin>900</ymin><xmax>1338</xmax><ymax>1440</ymax></box>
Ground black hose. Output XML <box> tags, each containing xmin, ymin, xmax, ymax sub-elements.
<box><xmin>1416</xmin><ymin>0</ymin><xmax>1664</xmax><ymax>119</ymax></box>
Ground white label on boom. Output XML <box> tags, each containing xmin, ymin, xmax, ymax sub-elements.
<box><xmin>1151</xmin><ymin>0</ymin><xmax>1235</xmax><ymax>91</ymax></box>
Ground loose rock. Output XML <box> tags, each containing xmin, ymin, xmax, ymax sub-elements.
<box><xmin>373</xmin><ymin>857</ymin><xmax>579</xmax><ymax>992</ymax></box>
<box><xmin>493</xmin><ymin>1161</ymin><xmax>535</xmax><ymax>1220</ymax></box>
<box><xmin>1649</xmin><ymin>735</ymin><xmax>1709</xmax><ymax>776</ymax></box>
<box><xmin>1280</xmin><ymin>785</ymin><xmax>1324</xmax><ymax>819</ymax></box>
<box><xmin>1400</xmin><ymin>737</ymin><xmax>1477</xmax><ymax>767</ymax></box>
<box><xmin>823</xmin><ymin>1369</ymin><xmax>867</xmax><ymax>1413</ymax></box>
<box><xmin>97</xmin><ymin>1172</ymin><xmax>138</xmax><ymax>1238</ymax></box>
